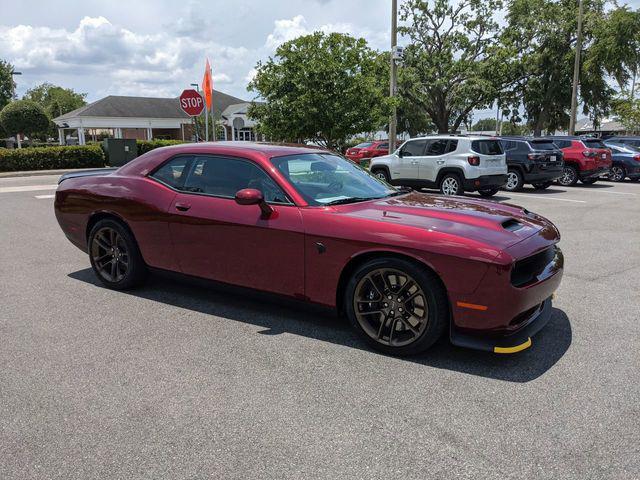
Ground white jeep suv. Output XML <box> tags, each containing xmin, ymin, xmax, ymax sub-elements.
<box><xmin>370</xmin><ymin>135</ymin><xmax>508</xmax><ymax>196</ymax></box>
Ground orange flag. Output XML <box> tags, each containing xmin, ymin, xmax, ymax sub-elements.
<box><xmin>202</xmin><ymin>58</ymin><xmax>213</xmax><ymax>110</ymax></box>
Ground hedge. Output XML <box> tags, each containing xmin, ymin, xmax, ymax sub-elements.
<box><xmin>0</xmin><ymin>145</ymin><xmax>105</xmax><ymax>172</ymax></box>
<box><xmin>137</xmin><ymin>139</ymin><xmax>186</xmax><ymax>155</ymax></box>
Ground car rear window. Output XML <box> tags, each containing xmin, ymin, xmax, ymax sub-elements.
<box><xmin>528</xmin><ymin>140</ymin><xmax>556</xmax><ymax>151</ymax></box>
<box><xmin>582</xmin><ymin>139</ymin><xmax>606</xmax><ymax>149</ymax></box>
<box><xmin>471</xmin><ymin>139</ymin><xmax>503</xmax><ymax>155</ymax></box>
<box><xmin>355</xmin><ymin>142</ymin><xmax>373</xmax><ymax>148</ymax></box>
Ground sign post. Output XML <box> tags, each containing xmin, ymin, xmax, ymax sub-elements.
<box><xmin>179</xmin><ymin>89</ymin><xmax>205</xmax><ymax>141</ymax></box>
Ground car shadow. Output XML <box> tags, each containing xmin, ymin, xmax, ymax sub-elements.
<box><xmin>576</xmin><ymin>182</ymin><xmax>613</xmax><ymax>189</ymax></box>
<box><xmin>516</xmin><ymin>186</ymin><xmax>567</xmax><ymax>194</ymax></box>
<box><xmin>68</xmin><ymin>268</ymin><xmax>572</xmax><ymax>384</ymax></box>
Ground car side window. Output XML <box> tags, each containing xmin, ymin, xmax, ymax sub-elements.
<box><xmin>424</xmin><ymin>139</ymin><xmax>448</xmax><ymax>156</ymax></box>
<box><xmin>377</xmin><ymin>143</ymin><xmax>388</xmax><ymax>150</ymax></box>
<box><xmin>150</xmin><ymin>156</ymin><xmax>193</xmax><ymax>189</ymax></box>
<box><xmin>180</xmin><ymin>155</ymin><xmax>291</xmax><ymax>204</ymax></box>
<box><xmin>400</xmin><ymin>139</ymin><xmax>427</xmax><ymax>156</ymax></box>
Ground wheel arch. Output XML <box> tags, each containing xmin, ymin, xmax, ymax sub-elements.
<box><xmin>335</xmin><ymin>249</ymin><xmax>449</xmax><ymax>314</ymax></box>
<box><xmin>86</xmin><ymin>211</ymin><xmax>135</xmax><ymax>243</ymax></box>
<box><xmin>435</xmin><ymin>167</ymin><xmax>465</xmax><ymax>186</ymax></box>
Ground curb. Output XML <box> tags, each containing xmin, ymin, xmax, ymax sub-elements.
<box><xmin>0</xmin><ymin>167</ymin><xmax>111</xmax><ymax>179</ymax></box>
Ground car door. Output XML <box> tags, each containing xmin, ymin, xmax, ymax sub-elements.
<box><xmin>395</xmin><ymin>139</ymin><xmax>427</xmax><ymax>180</ymax></box>
<box><xmin>419</xmin><ymin>138</ymin><xmax>449</xmax><ymax>183</ymax></box>
<box><xmin>160</xmin><ymin>154</ymin><xmax>305</xmax><ymax>297</ymax></box>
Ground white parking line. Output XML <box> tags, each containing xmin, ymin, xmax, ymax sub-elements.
<box><xmin>506</xmin><ymin>193</ymin><xmax>587</xmax><ymax>203</ymax></box>
<box><xmin>586</xmin><ymin>190</ymin><xmax>636</xmax><ymax>196</ymax></box>
<box><xmin>35</xmin><ymin>194</ymin><xmax>55</xmax><ymax>199</ymax></box>
<box><xmin>0</xmin><ymin>184</ymin><xmax>57</xmax><ymax>193</ymax></box>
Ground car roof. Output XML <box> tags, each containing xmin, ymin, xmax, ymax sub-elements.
<box><xmin>407</xmin><ymin>134</ymin><xmax>495</xmax><ymax>141</ymax></box>
<box><xmin>152</xmin><ymin>141</ymin><xmax>330</xmax><ymax>157</ymax></box>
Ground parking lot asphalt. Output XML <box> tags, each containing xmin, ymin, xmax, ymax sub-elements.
<box><xmin>1</xmin><ymin>174</ymin><xmax>638</xmax><ymax>480</ymax></box>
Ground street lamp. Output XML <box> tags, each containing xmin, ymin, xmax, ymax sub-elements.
<box><xmin>10</xmin><ymin>70</ymin><xmax>21</xmax><ymax>100</ymax></box>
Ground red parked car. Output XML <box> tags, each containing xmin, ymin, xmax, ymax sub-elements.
<box><xmin>546</xmin><ymin>136</ymin><xmax>612</xmax><ymax>186</ymax></box>
<box><xmin>55</xmin><ymin>142</ymin><xmax>563</xmax><ymax>356</ymax></box>
<box><xmin>345</xmin><ymin>140</ymin><xmax>389</xmax><ymax>164</ymax></box>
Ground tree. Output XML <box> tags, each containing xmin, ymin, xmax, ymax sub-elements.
<box><xmin>471</xmin><ymin>118</ymin><xmax>497</xmax><ymax>131</ymax></box>
<box><xmin>398</xmin><ymin>0</ymin><xmax>516</xmax><ymax>133</ymax></box>
<box><xmin>248</xmin><ymin>32</ymin><xmax>391</xmax><ymax>150</ymax></box>
<box><xmin>0</xmin><ymin>100</ymin><xmax>49</xmax><ymax>148</ymax></box>
<box><xmin>0</xmin><ymin>60</ymin><xmax>16</xmax><ymax>112</ymax></box>
<box><xmin>502</xmin><ymin>0</ymin><xmax>616</xmax><ymax>135</ymax></box>
<box><xmin>612</xmin><ymin>97</ymin><xmax>640</xmax><ymax>133</ymax></box>
<box><xmin>23</xmin><ymin>83</ymin><xmax>87</xmax><ymax>139</ymax></box>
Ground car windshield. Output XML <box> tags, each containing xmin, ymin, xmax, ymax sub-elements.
<box><xmin>583</xmin><ymin>139</ymin><xmax>607</xmax><ymax>149</ymax></box>
<box><xmin>529</xmin><ymin>140</ymin><xmax>557</xmax><ymax>151</ymax></box>
<box><xmin>271</xmin><ymin>153</ymin><xmax>399</xmax><ymax>206</ymax></box>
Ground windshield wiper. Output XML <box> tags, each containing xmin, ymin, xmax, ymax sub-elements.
<box><xmin>323</xmin><ymin>196</ymin><xmax>377</xmax><ymax>206</ymax></box>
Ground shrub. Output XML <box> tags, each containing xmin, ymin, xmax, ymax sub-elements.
<box><xmin>137</xmin><ymin>139</ymin><xmax>186</xmax><ymax>155</ymax></box>
<box><xmin>0</xmin><ymin>145</ymin><xmax>105</xmax><ymax>172</ymax></box>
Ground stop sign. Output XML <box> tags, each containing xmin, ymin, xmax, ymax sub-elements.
<box><xmin>179</xmin><ymin>89</ymin><xmax>205</xmax><ymax>116</ymax></box>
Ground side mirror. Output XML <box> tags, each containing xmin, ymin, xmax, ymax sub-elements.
<box><xmin>235</xmin><ymin>188</ymin><xmax>274</xmax><ymax>218</ymax></box>
<box><xmin>397</xmin><ymin>149</ymin><xmax>403</xmax><ymax>157</ymax></box>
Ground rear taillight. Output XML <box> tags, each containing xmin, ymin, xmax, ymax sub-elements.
<box><xmin>582</xmin><ymin>150</ymin><xmax>597</xmax><ymax>158</ymax></box>
<box><xmin>634</xmin><ymin>154</ymin><xmax>640</xmax><ymax>162</ymax></box>
<box><xmin>467</xmin><ymin>156</ymin><xmax>480</xmax><ymax>166</ymax></box>
<box><xmin>528</xmin><ymin>153</ymin><xmax>544</xmax><ymax>160</ymax></box>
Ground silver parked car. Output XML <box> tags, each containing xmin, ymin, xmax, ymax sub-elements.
<box><xmin>370</xmin><ymin>135</ymin><xmax>508</xmax><ymax>196</ymax></box>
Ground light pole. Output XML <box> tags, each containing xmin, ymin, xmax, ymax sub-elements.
<box><xmin>10</xmin><ymin>70</ymin><xmax>21</xmax><ymax>99</ymax></box>
<box><xmin>389</xmin><ymin>0</ymin><xmax>398</xmax><ymax>153</ymax></box>
<box><xmin>569</xmin><ymin>0</ymin><xmax>584</xmax><ymax>135</ymax></box>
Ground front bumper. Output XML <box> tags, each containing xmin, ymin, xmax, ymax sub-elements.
<box><xmin>450</xmin><ymin>297</ymin><xmax>553</xmax><ymax>353</ymax></box>
<box><xmin>463</xmin><ymin>174</ymin><xmax>508</xmax><ymax>191</ymax></box>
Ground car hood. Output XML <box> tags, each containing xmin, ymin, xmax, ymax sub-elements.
<box><xmin>332</xmin><ymin>192</ymin><xmax>559</xmax><ymax>251</ymax></box>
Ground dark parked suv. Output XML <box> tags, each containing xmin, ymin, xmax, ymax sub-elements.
<box><xmin>499</xmin><ymin>137</ymin><xmax>564</xmax><ymax>191</ymax></box>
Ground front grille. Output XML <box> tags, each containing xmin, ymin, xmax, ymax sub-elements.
<box><xmin>511</xmin><ymin>246</ymin><xmax>557</xmax><ymax>287</ymax></box>
<box><xmin>509</xmin><ymin>303</ymin><xmax>542</xmax><ymax>327</ymax></box>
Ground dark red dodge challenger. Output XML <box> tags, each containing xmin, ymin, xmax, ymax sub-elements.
<box><xmin>55</xmin><ymin>142</ymin><xmax>563</xmax><ymax>356</ymax></box>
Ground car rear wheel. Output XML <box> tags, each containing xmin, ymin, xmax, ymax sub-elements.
<box><xmin>504</xmin><ymin>169</ymin><xmax>524</xmax><ymax>191</ymax></box>
<box><xmin>478</xmin><ymin>188</ymin><xmax>499</xmax><ymax>197</ymax></box>
<box><xmin>609</xmin><ymin>165</ymin><xmax>626</xmax><ymax>182</ymax></box>
<box><xmin>557</xmin><ymin>165</ymin><xmax>578</xmax><ymax>186</ymax></box>
<box><xmin>440</xmin><ymin>174</ymin><xmax>463</xmax><ymax>196</ymax></box>
<box><xmin>532</xmin><ymin>182</ymin><xmax>552</xmax><ymax>190</ymax></box>
<box><xmin>88</xmin><ymin>219</ymin><xmax>147</xmax><ymax>290</ymax></box>
<box><xmin>372</xmin><ymin>168</ymin><xmax>390</xmax><ymax>183</ymax></box>
<box><xmin>345</xmin><ymin>257</ymin><xmax>448</xmax><ymax>356</ymax></box>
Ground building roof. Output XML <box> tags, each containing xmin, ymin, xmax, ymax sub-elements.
<box><xmin>54</xmin><ymin>90</ymin><xmax>246</xmax><ymax>122</ymax></box>
<box><xmin>575</xmin><ymin>117</ymin><xmax>625</xmax><ymax>133</ymax></box>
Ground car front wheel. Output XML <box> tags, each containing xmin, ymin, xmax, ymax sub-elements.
<box><xmin>372</xmin><ymin>168</ymin><xmax>390</xmax><ymax>183</ymax></box>
<box><xmin>557</xmin><ymin>165</ymin><xmax>578</xmax><ymax>186</ymax></box>
<box><xmin>345</xmin><ymin>257</ymin><xmax>448</xmax><ymax>356</ymax></box>
<box><xmin>609</xmin><ymin>165</ymin><xmax>626</xmax><ymax>182</ymax></box>
<box><xmin>440</xmin><ymin>174</ymin><xmax>463</xmax><ymax>196</ymax></box>
<box><xmin>88</xmin><ymin>219</ymin><xmax>147</xmax><ymax>290</ymax></box>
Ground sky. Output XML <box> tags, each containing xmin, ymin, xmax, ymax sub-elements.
<box><xmin>1</xmin><ymin>0</ymin><xmax>639</xmax><ymax>123</ymax></box>
<box><xmin>0</xmin><ymin>0</ymin><xmax>390</xmax><ymax>102</ymax></box>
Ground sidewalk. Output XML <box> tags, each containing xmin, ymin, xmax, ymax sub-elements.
<box><xmin>0</xmin><ymin>167</ymin><xmax>111</xmax><ymax>179</ymax></box>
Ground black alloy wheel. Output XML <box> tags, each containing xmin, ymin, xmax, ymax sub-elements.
<box><xmin>609</xmin><ymin>165</ymin><xmax>626</xmax><ymax>182</ymax></box>
<box><xmin>88</xmin><ymin>219</ymin><xmax>147</xmax><ymax>289</ymax></box>
<box><xmin>345</xmin><ymin>257</ymin><xmax>448</xmax><ymax>355</ymax></box>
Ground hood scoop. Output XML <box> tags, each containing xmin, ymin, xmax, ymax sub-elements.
<box><xmin>502</xmin><ymin>218</ymin><xmax>524</xmax><ymax>232</ymax></box>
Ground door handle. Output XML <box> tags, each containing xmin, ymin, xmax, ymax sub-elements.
<box><xmin>175</xmin><ymin>202</ymin><xmax>191</xmax><ymax>212</ymax></box>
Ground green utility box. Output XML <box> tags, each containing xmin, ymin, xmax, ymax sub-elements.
<box><xmin>103</xmin><ymin>138</ymin><xmax>138</xmax><ymax>167</ymax></box>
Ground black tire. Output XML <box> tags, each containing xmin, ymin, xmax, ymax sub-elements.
<box><xmin>504</xmin><ymin>169</ymin><xmax>524</xmax><ymax>191</ymax></box>
<box><xmin>372</xmin><ymin>168</ymin><xmax>390</xmax><ymax>183</ymax></box>
<box><xmin>557</xmin><ymin>165</ymin><xmax>579</xmax><ymax>186</ymax></box>
<box><xmin>609</xmin><ymin>165</ymin><xmax>626</xmax><ymax>182</ymax></box>
<box><xmin>581</xmin><ymin>178</ymin><xmax>598</xmax><ymax>185</ymax></box>
<box><xmin>344</xmin><ymin>257</ymin><xmax>449</xmax><ymax>356</ymax></box>
<box><xmin>440</xmin><ymin>173</ymin><xmax>463</xmax><ymax>196</ymax></box>
<box><xmin>532</xmin><ymin>182</ymin><xmax>552</xmax><ymax>190</ymax></box>
<box><xmin>478</xmin><ymin>188</ymin><xmax>499</xmax><ymax>197</ymax></box>
<box><xmin>88</xmin><ymin>219</ymin><xmax>147</xmax><ymax>290</ymax></box>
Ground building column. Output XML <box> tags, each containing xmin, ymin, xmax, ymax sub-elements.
<box><xmin>147</xmin><ymin>127</ymin><xmax>153</xmax><ymax>140</ymax></box>
<box><xmin>58</xmin><ymin>128</ymin><xmax>65</xmax><ymax>145</ymax></box>
<box><xmin>231</xmin><ymin>125</ymin><xmax>235</xmax><ymax>141</ymax></box>
<box><xmin>115</xmin><ymin>128</ymin><xmax>122</xmax><ymax>139</ymax></box>
<box><xmin>78</xmin><ymin>127</ymin><xmax>86</xmax><ymax>145</ymax></box>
